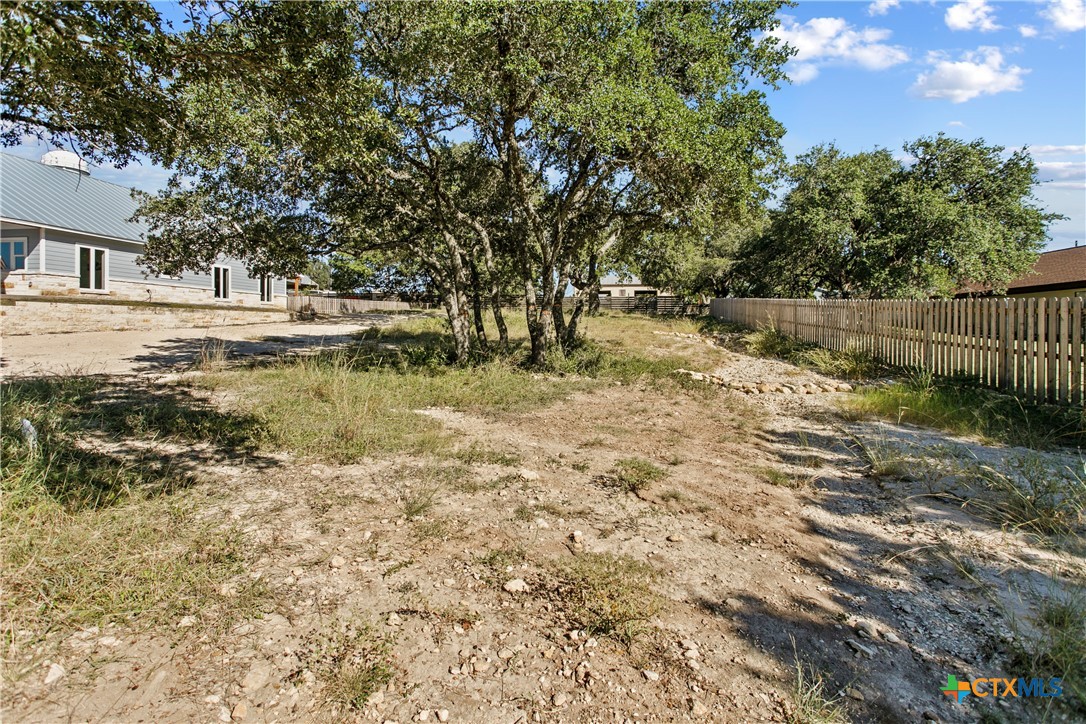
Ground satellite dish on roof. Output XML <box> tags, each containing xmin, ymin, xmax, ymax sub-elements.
<box><xmin>40</xmin><ymin>150</ymin><xmax>90</xmax><ymax>176</ymax></box>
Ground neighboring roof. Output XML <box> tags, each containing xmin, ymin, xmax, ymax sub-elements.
<box><xmin>1007</xmin><ymin>246</ymin><xmax>1086</xmax><ymax>292</ymax></box>
<box><xmin>957</xmin><ymin>246</ymin><xmax>1086</xmax><ymax>296</ymax></box>
<box><xmin>0</xmin><ymin>153</ymin><xmax>148</xmax><ymax>243</ymax></box>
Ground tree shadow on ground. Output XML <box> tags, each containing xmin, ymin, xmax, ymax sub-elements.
<box><xmin>703</xmin><ymin>423</ymin><xmax>1084</xmax><ymax>723</ymax></box>
<box><xmin>2</xmin><ymin>375</ymin><xmax>275</xmax><ymax>510</ymax></box>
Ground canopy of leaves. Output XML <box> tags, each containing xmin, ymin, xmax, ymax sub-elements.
<box><xmin>735</xmin><ymin>135</ymin><xmax>1059</xmax><ymax>299</ymax></box>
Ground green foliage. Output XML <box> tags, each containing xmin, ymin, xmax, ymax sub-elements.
<box><xmin>304</xmin><ymin>259</ymin><xmax>332</xmax><ymax>290</ymax></box>
<box><xmin>1</xmin><ymin>2</ymin><xmax>179</xmax><ymax>165</ymax></box>
<box><xmin>736</xmin><ymin>136</ymin><xmax>1059</xmax><ymax>299</ymax></box>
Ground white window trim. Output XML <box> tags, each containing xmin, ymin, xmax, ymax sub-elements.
<box><xmin>1</xmin><ymin>236</ymin><xmax>29</xmax><ymax>272</ymax></box>
<box><xmin>213</xmin><ymin>265</ymin><xmax>231</xmax><ymax>300</ymax></box>
<box><xmin>75</xmin><ymin>244</ymin><xmax>109</xmax><ymax>293</ymax></box>
<box><xmin>259</xmin><ymin>274</ymin><xmax>275</xmax><ymax>303</ymax></box>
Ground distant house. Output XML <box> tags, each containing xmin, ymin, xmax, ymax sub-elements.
<box><xmin>0</xmin><ymin>152</ymin><xmax>287</xmax><ymax>306</ymax></box>
<box><xmin>957</xmin><ymin>246</ymin><xmax>1086</xmax><ymax>300</ymax></box>
<box><xmin>597</xmin><ymin>275</ymin><xmax>659</xmax><ymax>298</ymax></box>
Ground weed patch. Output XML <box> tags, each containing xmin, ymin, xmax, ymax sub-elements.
<box><xmin>596</xmin><ymin>458</ymin><xmax>668</xmax><ymax>495</ymax></box>
<box><xmin>548</xmin><ymin>553</ymin><xmax>660</xmax><ymax>646</ymax></box>
<box><xmin>300</xmin><ymin>623</ymin><xmax>394</xmax><ymax>712</ymax></box>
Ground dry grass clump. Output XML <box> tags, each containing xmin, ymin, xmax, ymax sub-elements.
<box><xmin>549</xmin><ymin>552</ymin><xmax>661</xmax><ymax>646</ymax></box>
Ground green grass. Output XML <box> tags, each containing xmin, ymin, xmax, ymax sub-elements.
<box><xmin>549</xmin><ymin>552</ymin><xmax>661</xmax><ymax>646</ymax></box>
<box><xmin>1</xmin><ymin>377</ymin><xmax>270</xmax><ymax>655</ymax></box>
<box><xmin>742</xmin><ymin>323</ymin><xmax>881</xmax><ymax>380</ymax></box>
<box><xmin>205</xmin><ymin>349</ymin><xmax>582</xmax><ymax>462</ymax></box>
<box><xmin>848</xmin><ymin>371</ymin><xmax>1086</xmax><ymax>450</ymax></box>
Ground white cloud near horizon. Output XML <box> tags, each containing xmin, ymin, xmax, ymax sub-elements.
<box><xmin>947</xmin><ymin>120</ymin><xmax>967</xmax><ymax>127</ymax></box>
<box><xmin>911</xmin><ymin>47</ymin><xmax>1027</xmax><ymax>103</ymax></box>
<box><xmin>867</xmin><ymin>0</ymin><xmax>901</xmax><ymax>17</ymax></box>
<box><xmin>1018</xmin><ymin>24</ymin><xmax>1039</xmax><ymax>37</ymax></box>
<box><xmin>945</xmin><ymin>0</ymin><xmax>1002</xmax><ymax>32</ymax></box>
<box><xmin>772</xmin><ymin>17</ymin><xmax>909</xmax><ymax>84</ymax></box>
<box><xmin>1041</xmin><ymin>0</ymin><xmax>1086</xmax><ymax>32</ymax></box>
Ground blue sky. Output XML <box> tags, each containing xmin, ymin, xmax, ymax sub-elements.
<box><xmin>7</xmin><ymin>0</ymin><xmax>1084</xmax><ymax>250</ymax></box>
<box><xmin>766</xmin><ymin>0</ymin><xmax>1085</xmax><ymax>250</ymax></box>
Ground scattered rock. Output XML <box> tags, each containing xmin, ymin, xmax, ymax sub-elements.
<box><xmin>503</xmin><ymin>578</ymin><xmax>530</xmax><ymax>594</ymax></box>
<box><xmin>847</xmin><ymin>688</ymin><xmax>865</xmax><ymax>701</ymax></box>
<box><xmin>177</xmin><ymin>615</ymin><xmax>197</xmax><ymax>629</ymax></box>
<box><xmin>43</xmin><ymin>663</ymin><xmax>65</xmax><ymax>686</ymax></box>
<box><xmin>856</xmin><ymin>620</ymin><xmax>879</xmax><ymax>639</ymax></box>
<box><xmin>642</xmin><ymin>670</ymin><xmax>660</xmax><ymax>682</ymax></box>
<box><xmin>689</xmin><ymin>698</ymin><xmax>710</xmax><ymax>717</ymax></box>
<box><xmin>534</xmin><ymin>518</ymin><xmax>550</xmax><ymax>529</ymax></box>
<box><xmin>847</xmin><ymin>639</ymin><xmax>876</xmax><ymax>657</ymax></box>
<box><xmin>724</xmin><ymin>598</ymin><xmax>742</xmax><ymax>609</ymax></box>
<box><xmin>552</xmin><ymin>692</ymin><xmax>568</xmax><ymax>707</ymax></box>
<box><xmin>231</xmin><ymin>701</ymin><xmax>249</xmax><ymax>721</ymax></box>
<box><xmin>518</xmin><ymin>469</ymin><xmax>541</xmax><ymax>482</ymax></box>
<box><xmin>387</xmin><ymin>612</ymin><xmax>403</xmax><ymax>626</ymax></box>
<box><xmin>241</xmin><ymin>660</ymin><xmax>273</xmax><ymax>693</ymax></box>
<box><xmin>437</xmin><ymin>710</ymin><xmax>450</xmax><ymax>722</ymax></box>
<box><xmin>883</xmin><ymin>631</ymin><xmax>901</xmax><ymax>644</ymax></box>
<box><xmin>837</xmin><ymin>382</ymin><xmax>854</xmax><ymax>392</ymax></box>
<box><xmin>329</xmin><ymin>555</ymin><xmax>346</xmax><ymax>569</ymax></box>
<box><xmin>418</xmin><ymin>710</ymin><xmax>430</xmax><ymax>722</ymax></box>
<box><xmin>667</xmin><ymin>534</ymin><xmax>685</xmax><ymax>543</ymax></box>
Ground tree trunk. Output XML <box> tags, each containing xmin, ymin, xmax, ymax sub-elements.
<box><xmin>479</xmin><ymin>235</ymin><xmax>508</xmax><ymax>347</ymax></box>
<box><xmin>468</xmin><ymin>257</ymin><xmax>488</xmax><ymax>350</ymax></box>
<box><xmin>442</xmin><ymin>287</ymin><xmax>473</xmax><ymax>364</ymax></box>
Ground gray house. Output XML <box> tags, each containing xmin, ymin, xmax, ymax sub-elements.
<box><xmin>0</xmin><ymin>151</ymin><xmax>286</xmax><ymax>306</ymax></box>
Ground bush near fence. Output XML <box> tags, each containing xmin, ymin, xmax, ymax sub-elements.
<box><xmin>710</xmin><ymin>297</ymin><xmax>1085</xmax><ymax>406</ymax></box>
<box><xmin>287</xmin><ymin>295</ymin><xmax>412</xmax><ymax>315</ymax></box>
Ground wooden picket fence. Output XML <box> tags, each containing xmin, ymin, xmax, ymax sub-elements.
<box><xmin>709</xmin><ymin>297</ymin><xmax>1085</xmax><ymax>406</ymax></box>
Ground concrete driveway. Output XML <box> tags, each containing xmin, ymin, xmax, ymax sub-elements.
<box><xmin>0</xmin><ymin>313</ymin><xmax>410</xmax><ymax>377</ymax></box>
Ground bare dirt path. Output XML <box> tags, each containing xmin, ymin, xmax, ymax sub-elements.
<box><xmin>0</xmin><ymin>313</ymin><xmax>410</xmax><ymax>377</ymax></box>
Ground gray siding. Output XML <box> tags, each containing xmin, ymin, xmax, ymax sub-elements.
<box><xmin>1</xmin><ymin>224</ymin><xmax>39</xmax><ymax>271</ymax></box>
<box><xmin>40</xmin><ymin>229</ymin><xmax>284</xmax><ymax>297</ymax></box>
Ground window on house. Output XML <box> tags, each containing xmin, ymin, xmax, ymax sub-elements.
<box><xmin>259</xmin><ymin>275</ymin><xmax>274</xmax><ymax>302</ymax></box>
<box><xmin>1</xmin><ymin>239</ymin><xmax>27</xmax><ymax>271</ymax></box>
<box><xmin>78</xmin><ymin>246</ymin><xmax>107</xmax><ymax>291</ymax></box>
<box><xmin>213</xmin><ymin>266</ymin><xmax>230</xmax><ymax>299</ymax></box>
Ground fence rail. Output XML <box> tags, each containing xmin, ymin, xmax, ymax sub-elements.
<box><xmin>710</xmin><ymin>297</ymin><xmax>1084</xmax><ymax>406</ymax></box>
<box><xmin>287</xmin><ymin>295</ymin><xmax>411</xmax><ymax>314</ymax></box>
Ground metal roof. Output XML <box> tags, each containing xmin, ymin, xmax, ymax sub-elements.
<box><xmin>0</xmin><ymin>153</ymin><xmax>149</xmax><ymax>243</ymax></box>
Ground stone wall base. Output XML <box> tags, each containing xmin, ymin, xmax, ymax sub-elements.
<box><xmin>1</xmin><ymin>298</ymin><xmax>290</xmax><ymax>336</ymax></box>
<box><xmin>1</xmin><ymin>272</ymin><xmax>286</xmax><ymax>308</ymax></box>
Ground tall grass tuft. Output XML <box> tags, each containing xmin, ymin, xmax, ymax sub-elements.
<box><xmin>849</xmin><ymin>372</ymin><xmax>1086</xmax><ymax>450</ymax></box>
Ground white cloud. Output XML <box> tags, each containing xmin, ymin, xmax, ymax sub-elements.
<box><xmin>1018</xmin><ymin>24</ymin><xmax>1039</xmax><ymax>37</ymax></box>
<box><xmin>868</xmin><ymin>0</ymin><xmax>900</xmax><ymax>17</ymax></box>
<box><xmin>1036</xmin><ymin>160</ymin><xmax>1086</xmax><ymax>184</ymax></box>
<box><xmin>1041</xmin><ymin>0</ymin><xmax>1086</xmax><ymax>32</ymax></box>
<box><xmin>947</xmin><ymin>120</ymin><xmax>967</xmax><ymax>127</ymax></box>
<box><xmin>945</xmin><ymin>0</ymin><xmax>1002</xmax><ymax>32</ymax></box>
<box><xmin>911</xmin><ymin>47</ymin><xmax>1028</xmax><ymax>103</ymax></box>
<box><xmin>1015</xmin><ymin>144</ymin><xmax>1086</xmax><ymax>155</ymax></box>
<box><xmin>772</xmin><ymin>17</ymin><xmax>909</xmax><ymax>84</ymax></box>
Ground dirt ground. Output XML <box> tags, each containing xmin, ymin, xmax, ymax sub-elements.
<box><xmin>0</xmin><ymin>314</ymin><xmax>400</xmax><ymax>377</ymax></box>
<box><xmin>3</xmin><ymin>320</ymin><xmax>1082</xmax><ymax>723</ymax></box>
